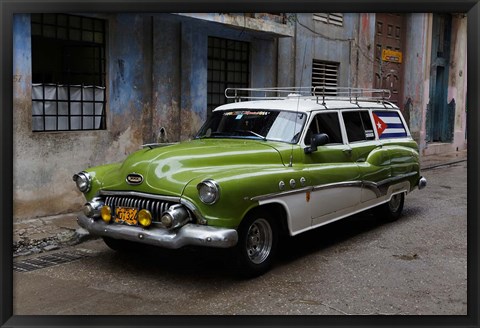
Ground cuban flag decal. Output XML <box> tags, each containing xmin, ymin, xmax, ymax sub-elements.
<box><xmin>373</xmin><ymin>111</ymin><xmax>407</xmax><ymax>139</ymax></box>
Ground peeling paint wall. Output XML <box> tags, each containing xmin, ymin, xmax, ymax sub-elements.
<box><xmin>402</xmin><ymin>14</ymin><xmax>431</xmax><ymax>146</ymax></box>
<box><xmin>447</xmin><ymin>15</ymin><xmax>468</xmax><ymax>152</ymax></box>
<box><xmin>355</xmin><ymin>13</ymin><xmax>376</xmax><ymax>89</ymax></box>
<box><xmin>402</xmin><ymin>13</ymin><xmax>467</xmax><ymax>154</ymax></box>
<box><xmin>13</xmin><ymin>14</ymin><xmax>115</xmax><ymax>219</ymax></box>
<box><xmin>292</xmin><ymin>13</ymin><xmax>368</xmax><ymax>88</ymax></box>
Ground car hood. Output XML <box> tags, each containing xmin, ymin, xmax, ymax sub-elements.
<box><xmin>97</xmin><ymin>138</ymin><xmax>287</xmax><ymax>196</ymax></box>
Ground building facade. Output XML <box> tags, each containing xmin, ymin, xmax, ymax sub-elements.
<box><xmin>12</xmin><ymin>12</ymin><xmax>467</xmax><ymax>220</ymax></box>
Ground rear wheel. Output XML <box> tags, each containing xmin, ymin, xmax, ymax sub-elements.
<box><xmin>234</xmin><ymin>210</ymin><xmax>278</xmax><ymax>278</ymax></box>
<box><xmin>378</xmin><ymin>193</ymin><xmax>405</xmax><ymax>222</ymax></box>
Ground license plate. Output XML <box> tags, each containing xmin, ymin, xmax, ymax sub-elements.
<box><xmin>115</xmin><ymin>207</ymin><xmax>138</xmax><ymax>225</ymax></box>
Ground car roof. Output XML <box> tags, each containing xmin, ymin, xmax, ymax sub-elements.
<box><xmin>213</xmin><ymin>97</ymin><xmax>399</xmax><ymax>114</ymax></box>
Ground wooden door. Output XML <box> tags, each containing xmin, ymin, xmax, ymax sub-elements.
<box><xmin>373</xmin><ymin>14</ymin><xmax>406</xmax><ymax>107</ymax></box>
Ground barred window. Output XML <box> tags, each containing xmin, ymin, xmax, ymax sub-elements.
<box><xmin>31</xmin><ymin>14</ymin><xmax>106</xmax><ymax>132</ymax></box>
<box><xmin>312</xmin><ymin>60</ymin><xmax>340</xmax><ymax>96</ymax></box>
<box><xmin>313</xmin><ymin>13</ymin><xmax>344</xmax><ymax>27</ymax></box>
<box><xmin>207</xmin><ymin>37</ymin><xmax>250</xmax><ymax>115</ymax></box>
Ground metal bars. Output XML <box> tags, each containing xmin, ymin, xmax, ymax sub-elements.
<box><xmin>207</xmin><ymin>37</ymin><xmax>250</xmax><ymax>115</ymax></box>
<box><xmin>104</xmin><ymin>195</ymin><xmax>177</xmax><ymax>223</ymax></box>
<box><xmin>224</xmin><ymin>86</ymin><xmax>391</xmax><ymax>104</ymax></box>
<box><xmin>312</xmin><ymin>60</ymin><xmax>339</xmax><ymax>96</ymax></box>
<box><xmin>31</xmin><ymin>14</ymin><xmax>106</xmax><ymax>132</ymax></box>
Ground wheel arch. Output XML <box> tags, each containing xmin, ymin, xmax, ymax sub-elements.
<box><xmin>243</xmin><ymin>202</ymin><xmax>290</xmax><ymax>237</ymax></box>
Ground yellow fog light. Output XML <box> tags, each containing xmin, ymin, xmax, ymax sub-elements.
<box><xmin>138</xmin><ymin>209</ymin><xmax>152</xmax><ymax>227</ymax></box>
<box><xmin>101</xmin><ymin>205</ymin><xmax>112</xmax><ymax>223</ymax></box>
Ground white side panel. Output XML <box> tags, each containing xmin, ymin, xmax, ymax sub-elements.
<box><xmin>258</xmin><ymin>192</ymin><xmax>310</xmax><ymax>235</ymax></box>
<box><xmin>310</xmin><ymin>186</ymin><xmax>361</xmax><ymax>221</ymax></box>
<box><xmin>361</xmin><ymin>187</ymin><xmax>378</xmax><ymax>202</ymax></box>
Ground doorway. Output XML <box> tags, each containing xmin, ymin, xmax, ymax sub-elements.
<box><xmin>427</xmin><ymin>14</ymin><xmax>454</xmax><ymax>143</ymax></box>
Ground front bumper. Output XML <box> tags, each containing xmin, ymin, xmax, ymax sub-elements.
<box><xmin>77</xmin><ymin>214</ymin><xmax>238</xmax><ymax>249</ymax></box>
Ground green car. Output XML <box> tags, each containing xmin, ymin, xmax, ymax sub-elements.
<box><xmin>73</xmin><ymin>87</ymin><xmax>427</xmax><ymax>277</ymax></box>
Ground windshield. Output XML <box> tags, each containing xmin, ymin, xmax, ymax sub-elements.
<box><xmin>196</xmin><ymin>109</ymin><xmax>307</xmax><ymax>144</ymax></box>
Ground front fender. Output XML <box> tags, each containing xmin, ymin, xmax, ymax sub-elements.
<box><xmin>83</xmin><ymin>163</ymin><xmax>122</xmax><ymax>200</ymax></box>
<box><xmin>181</xmin><ymin>166</ymin><xmax>307</xmax><ymax>229</ymax></box>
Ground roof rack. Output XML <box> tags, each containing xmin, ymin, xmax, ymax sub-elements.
<box><xmin>224</xmin><ymin>86</ymin><xmax>391</xmax><ymax>105</ymax></box>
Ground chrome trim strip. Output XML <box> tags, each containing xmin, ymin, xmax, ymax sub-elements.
<box><xmin>362</xmin><ymin>181</ymin><xmax>382</xmax><ymax>197</ymax></box>
<box><xmin>180</xmin><ymin>198</ymin><xmax>207</xmax><ymax>223</ymax></box>
<box><xmin>311</xmin><ymin>181</ymin><xmax>363</xmax><ymax>192</ymax></box>
<box><xmin>376</xmin><ymin>171</ymin><xmax>417</xmax><ymax>187</ymax></box>
<box><xmin>250</xmin><ymin>172</ymin><xmax>418</xmax><ymax>202</ymax></box>
<box><xmin>99</xmin><ymin>190</ymin><xmax>181</xmax><ymax>203</ymax></box>
<box><xmin>142</xmin><ymin>142</ymin><xmax>178</xmax><ymax>149</ymax></box>
<box><xmin>77</xmin><ymin>214</ymin><xmax>238</xmax><ymax>249</ymax></box>
<box><xmin>250</xmin><ymin>186</ymin><xmax>313</xmax><ymax>202</ymax></box>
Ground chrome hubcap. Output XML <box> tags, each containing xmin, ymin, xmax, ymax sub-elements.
<box><xmin>246</xmin><ymin>218</ymin><xmax>272</xmax><ymax>264</ymax></box>
<box><xmin>389</xmin><ymin>194</ymin><xmax>402</xmax><ymax>212</ymax></box>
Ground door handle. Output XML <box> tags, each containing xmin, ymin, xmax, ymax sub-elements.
<box><xmin>342</xmin><ymin>148</ymin><xmax>352</xmax><ymax>156</ymax></box>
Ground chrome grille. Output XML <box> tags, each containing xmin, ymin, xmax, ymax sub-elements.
<box><xmin>104</xmin><ymin>195</ymin><xmax>177</xmax><ymax>222</ymax></box>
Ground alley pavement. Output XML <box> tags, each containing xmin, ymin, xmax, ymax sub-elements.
<box><xmin>12</xmin><ymin>149</ymin><xmax>468</xmax><ymax>257</ymax></box>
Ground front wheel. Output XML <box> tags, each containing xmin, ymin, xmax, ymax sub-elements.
<box><xmin>377</xmin><ymin>193</ymin><xmax>405</xmax><ymax>222</ymax></box>
<box><xmin>234</xmin><ymin>210</ymin><xmax>278</xmax><ymax>278</ymax></box>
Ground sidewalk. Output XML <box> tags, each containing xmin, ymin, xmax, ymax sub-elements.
<box><xmin>12</xmin><ymin>149</ymin><xmax>468</xmax><ymax>257</ymax></box>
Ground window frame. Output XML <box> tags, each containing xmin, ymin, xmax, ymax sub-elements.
<box><xmin>313</xmin><ymin>13</ymin><xmax>344</xmax><ymax>27</ymax></box>
<box><xmin>207</xmin><ymin>36</ymin><xmax>250</xmax><ymax>116</ymax></box>
<box><xmin>341</xmin><ymin>110</ymin><xmax>376</xmax><ymax>143</ymax></box>
<box><xmin>304</xmin><ymin>111</ymin><xmax>344</xmax><ymax>146</ymax></box>
<box><xmin>31</xmin><ymin>13</ymin><xmax>107</xmax><ymax>132</ymax></box>
<box><xmin>312</xmin><ymin>59</ymin><xmax>340</xmax><ymax>96</ymax></box>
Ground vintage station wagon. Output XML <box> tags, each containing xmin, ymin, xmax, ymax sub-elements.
<box><xmin>74</xmin><ymin>87</ymin><xmax>427</xmax><ymax>277</ymax></box>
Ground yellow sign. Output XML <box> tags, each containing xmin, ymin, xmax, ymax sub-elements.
<box><xmin>382</xmin><ymin>49</ymin><xmax>403</xmax><ymax>63</ymax></box>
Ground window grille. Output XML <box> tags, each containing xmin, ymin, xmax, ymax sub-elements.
<box><xmin>31</xmin><ymin>13</ymin><xmax>106</xmax><ymax>131</ymax></box>
<box><xmin>312</xmin><ymin>60</ymin><xmax>340</xmax><ymax>96</ymax></box>
<box><xmin>313</xmin><ymin>13</ymin><xmax>344</xmax><ymax>27</ymax></box>
<box><xmin>207</xmin><ymin>37</ymin><xmax>250</xmax><ymax>115</ymax></box>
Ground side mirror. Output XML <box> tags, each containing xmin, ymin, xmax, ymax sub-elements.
<box><xmin>304</xmin><ymin>133</ymin><xmax>329</xmax><ymax>154</ymax></box>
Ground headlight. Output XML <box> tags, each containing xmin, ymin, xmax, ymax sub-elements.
<box><xmin>161</xmin><ymin>204</ymin><xmax>190</xmax><ymax>229</ymax></box>
<box><xmin>197</xmin><ymin>179</ymin><xmax>220</xmax><ymax>204</ymax></box>
<box><xmin>138</xmin><ymin>209</ymin><xmax>152</xmax><ymax>227</ymax></box>
<box><xmin>100</xmin><ymin>205</ymin><xmax>112</xmax><ymax>223</ymax></box>
<box><xmin>73</xmin><ymin>171</ymin><xmax>92</xmax><ymax>193</ymax></box>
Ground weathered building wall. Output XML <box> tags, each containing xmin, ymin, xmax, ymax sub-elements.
<box><xmin>402</xmin><ymin>13</ymin><xmax>431</xmax><ymax>147</ymax></box>
<box><xmin>107</xmin><ymin>14</ymin><xmax>154</xmax><ymax>156</ymax></box>
<box><xmin>355</xmin><ymin>13</ymin><xmax>376</xmax><ymax>89</ymax></box>
<box><xmin>293</xmin><ymin>13</ymin><xmax>363</xmax><ymax>88</ymax></box>
<box><xmin>447</xmin><ymin>15</ymin><xmax>468</xmax><ymax>152</ymax></box>
<box><xmin>402</xmin><ymin>13</ymin><xmax>467</xmax><ymax>154</ymax></box>
<box><xmin>14</xmin><ymin>14</ymin><xmax>107</xmax><ymax>219</ymax></box>
<box><xmin>152</xmin><ymin>17</ymin><xmax>182</xmax><ymax>143</ymax></box>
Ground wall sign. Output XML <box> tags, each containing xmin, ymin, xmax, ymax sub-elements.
<box><xmin>382</xmin><ymin>49</ymin><xmax>403</xmax><ymax>63</ymax></box>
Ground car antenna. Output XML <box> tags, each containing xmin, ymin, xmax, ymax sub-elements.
<box><xmin>289</xmin><ymin>41</ymin><xmax>308</xmax><ymax>168</ymax></box>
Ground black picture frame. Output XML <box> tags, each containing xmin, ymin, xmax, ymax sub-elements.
<box><xmin>1</xmin><ymin>1</ymin><xmax>478</xmax><ymax>327</ymax></box>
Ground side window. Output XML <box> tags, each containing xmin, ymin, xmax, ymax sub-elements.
<box><xmin>372</xmin><ymin>110</ymin><xmax>408</xmax><ymax>139</ymax></box>
<box><xmin>342</xmin><ymin>111</ymin><xmax>375</xmax><ymax>142</ymax></box>
<box><xmin>304</xmin><ymin>112</ymin><xmax>343</xmax><ymax>145</ymax></box>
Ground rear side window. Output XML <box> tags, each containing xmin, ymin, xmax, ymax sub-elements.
<box><xmin>342</xmin><ymin>111</ymin><xmax>375</xmax><ymax>142</ymax></box>
<box><xmin>304</xmin><ymin>112</ymin><xmax>343</xmax><ymax>145</ymax></box>
<box><xmin>372</xmin><ymin>111</ymin><xmax>407</xmax><ymax>139</ymax></box>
